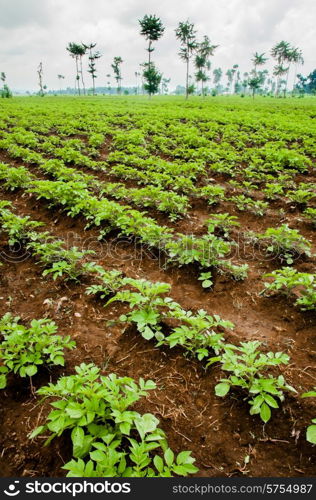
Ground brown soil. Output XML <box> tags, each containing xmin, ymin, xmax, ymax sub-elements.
<box><xmin>0</xmin><ymin>132</ymin><xmax>315</xmax><ymax>478</ymax></box>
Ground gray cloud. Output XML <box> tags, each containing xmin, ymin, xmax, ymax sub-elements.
<box><xmin>0</xmin><ymin>0</ymin><xmax>314</xmax><ymax>91</ymax></box>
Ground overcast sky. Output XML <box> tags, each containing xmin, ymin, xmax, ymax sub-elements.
<box><xmin>0</xmin><ymin>0</ymin><xmax>315</xmax><ymax>91</ymax></box>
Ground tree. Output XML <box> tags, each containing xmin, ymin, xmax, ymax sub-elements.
<box><xmin>194</xmin><ymin>35</ymin><xmax>218</xmax><ymax>96</ymax></box>
<box><xmin>289</xmin><ymin>47</ymin><xmax>304</xmax><ymax>93</ymax></box>
<box><xmin>175</xmin><ymin>20</ymin><xmax>197</xmax><ymax>99</ymax></box>
<box><xmin>248</xmin><ymin>73</ymin><xmax>264</xmax><ymax>99</ymax></box>
<box><xmin>226</xmin><ymin>69</ymin><xmax>234</xmax><ymax>93</ymax></box>
<box><xmin>213</xmin><ymin>67</ymin><xmax>222</xmax><ymax>92</ymax></box>
<box><xmin>57</xmin><ymin>74</ymin><xmax>65</xmax><ymax>94</ymax></box>
<box><xmin>37</xmin><ymin>62</ymin><xmax>45</xmax><ymax>97</ymax></box>
<box><xmin>111</xmin><ymin>57</ymin><xmax>123</xmax><ymax>94</ymax></box>
<box><xmin>0</xmin><ymin>73</ymin><xmax>12</xmax><ymax>98</ymax></box>
<box><xmin>83</xmin><ymin>43</ymin><xmax>102</xmax><ymax>95</ymax></box>
<box><xmin>66</xmin><ymin>42</ymin><xmax>86</xmax><ymax>95</ymax></box>
<box><xmin>232</xmin><ymin>64</ymin><xmax>239</xmax><ymax>93</ymax></box>
<box><xmin>161</xmin><ymin>77</ymin><xmax>170</xmax><ymax>94</ymax></box>
<box><xmin>271</xmin><ymin>41</ymin><xmax>292</xmax><ymax>95</ymax></box>
<box><xmin>139</xmin><ymin>14</ymin><xmax>164</xmax><ymax>66</ymax></box>
<box><xmin>252</xmin><ymin>52</ymin><xmax>268</xmax><ymax>75</ymax></box>
<box><xmin>296</xmin><ymin>70</ymin><xmax>316</xmax><ymax>94</ymax></box>
<box><xmin>273</xmin><ymin>64</ymin><xmax>288</xmax><ymax>95</ymax></box>
<box><xmin>142</xmin><ymin>62</ymin><xmax>162</xmax><ymax>96</ymax></box>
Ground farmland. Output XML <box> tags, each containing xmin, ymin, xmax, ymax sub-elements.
<box><xmin>0</xmin><ymin>95</ymin><xmax>315</xmax><ymax>477</ymax></box>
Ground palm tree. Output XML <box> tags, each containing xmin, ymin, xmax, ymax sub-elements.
<box><xmin>139</xmin><ymin>15</ymin><xmax>164</xmax><ymax>66</ymax></box>
<box><xmin>111</xmin><ymin>57</ymin><xmax>123</xmax><ymax>94</ymax></box>
<box><xmin>66</xmin><ymin>42</ymin><xmax>86</xmax><ymax>95</ymax></box>
<box><xmin>194</xmin><ymin>35</ymin><xmax>218</xmax><ymax>96</ymax></box>
<box><xmin>175</xmin><ymin>20</ymin><xmax>197</xmax><ymax>99</ymax></box>
<box><xmin>232</xmin><ymin>64</ymin><xmax>239</xmax><ymax>93</ymax></box>
<box><xmin>290</xmin><ymin>47</ymin><xmax>304</xmax><ymax>94</ymax></box>
<box><xmin>252</xmin><ymin>52</ymin><xmax>268</xmax><ymax>75</ymax></box>
<box><xmin>213</xmin><ymin>68</ymin><xmax>222</xmax><ymax>92</ymax></box>
<box><xmin>83</xmin><ymin>42</ymin><xmax>102</xmax><ymax>95</ymax></box>
<box><xmin>161</xmin><ymin>77</ymin><xmax>170</xmax><ymax>94</ymax></box>
<box><xmin>271</xmin><ymin>41</ymin><xmax>291</xmax><ymax>95</ymax></box>
<box><xmin>226</xmin><ymin>69</ymin><xmax>234</xmax><ymax>93</ymax></box>
<box><xmin>273</xmin><ymin>64</ymin><xmax>289</xmax><ymax>95</ymax></box>
<box><xmin>248</xmin><ymin>76</ymin><xmax>262</xmax><ymax>99</ymax></box>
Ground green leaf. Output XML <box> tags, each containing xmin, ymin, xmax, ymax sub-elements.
<box><xmin>302</xmin><ymin>391</ymin><xmax>316</xmax><ymax>398</ymax></box>
<box><xmin>52</xmin><ymin>355</ymin><xmax>65</xmax><ymax>366</ymax></box>
<box><xmin>306</xmin><ymin>424</ymin><xmax>316</xmax><ymax>444</ymax></box>
<box><xmin>142</xmin><ymin>327</ymin><xmax>155</xmax><ymax>340</ymax></box>
<box><xmin>153</xmin><ymin>455</ymin><xmax>164</xmax><ymax>473</ymax></box>
<box><xmin>260</xmin><ymin>402</ymin><xmax>271</xmax><ymax>423</ymax></box>
<box><xmin>29</xmin><ymin>425</ymin><xmax>45</xmax><ymax>439</ymax></box>
<box><xmin>71</xmin><ymin>427</ymin><xmax>84</xmax><ymax>449</ymax></box>
<box><xmin>173</xmin><ymin>464</ymin><xmax>198</xmax><ymax>475</ymax></box>
<box><xmin>66</xmin><ymin>408</ymin><xmax>84</xmax><ymax>419</ymax></box>
<box><xmin>25</xmin><ymin>365</ymin><xmax>38</xmax><ymax>377</ymax></box>
<box><xmin>90</xmin><ymin>450</ymin><xmax>106</xmax><ymax>462</ymax></box>
<box><xmin>202</xmin><ymin>280</ymin><xmax>213</xmax><ymax>288</ymax></box>
<box><xmin>164</xmin><ymin>448</ymin><xmax>174</xmax><ymax>467</ymax></box>
<box><xmin>0</xmin><ymin>374</ymin><xmax>7</xmax><ymax>389</ymax></box>
<box><xmin>264</xmin><ymin>394</ymin><xmax>279</xmax><ymax>408</ymax></box>
<box><xmin>215</xmin><ymin>382</ymin><xmax>230</xmax><ymax>397</ymax></box>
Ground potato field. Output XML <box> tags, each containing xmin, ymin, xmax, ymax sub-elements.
<box><xmin>0</xmin><ymin>95</ymin><xmax>315</xmax><ymax>477</ymax></box>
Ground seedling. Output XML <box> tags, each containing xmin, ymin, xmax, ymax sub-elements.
<box><xmin>255</xmin><ymin>224</ymin><xmax>312</xmax><ymax>264</ymax></box>
<box><xmin>29</xmin><ymin>363</ymin><xmax>198</xmax><ymax>477</ymax></box>
<box><xmin>0</xmin><ymin>313</ymin><xmax>75</xmax><ymax>389</ymax></box>
<box><xmin>214</xmin><ymin>341</ymin><xmax>295</xmax><ymax>423</ymax></box>
<box><xmin>262</xmin><ymin>267</ymin><xmax>316</xmax><ymax>311</ymax></box>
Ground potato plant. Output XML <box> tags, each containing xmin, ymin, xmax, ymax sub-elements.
<box><xmin>214</xmin><ymin>341</ymin><xmax>296</xmax><ymax>423</ymax></box>
<box><xmin>0</xmin><ymin>313</ymin><xmax>75</xmax><ymax>389</ymax></box>
<box><xmin>30</xmin><ymin>363</ymin><xmax>198</xmax><ymax>477</ymax></box>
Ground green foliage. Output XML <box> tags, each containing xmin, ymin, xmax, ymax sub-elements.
<box><xmin>214</xmin><ymin>341</ymin><xmax>295</xmax><ymax>423</ymax></box>
<box><xmin>220</xmin><ymin>261</ymin><xmax>249</xmax><ymax>281</ymax></box>
<box><xmin>42</xmin><ymin>247</ymin><xmax>95</xmax><ymax>282</ymax></box>
<box><xmin>86</xmin><ymin>270</ymin><xmax>124</xmax><ymax>299</ymax></box>
<box><xmin>287</xmin><ymin>186</ymin><xmax>315</xmax><ymax>206</ymax></box>
<box><xmin>161</xmin><ymin>310</ymin><xmax>232</xmax><ymax>362</ymax></box>
<box><xmin>263</xmin><ymin>183</ymin><xmax>284</xmax><ymax>200</ymax></box>
<box><xmin>262</xmin><ymin>267</ymin><xmax>316</xmax><ymax>310</ymax></box>
<box><xmin>207</xmin><ymin>213</ymin><xmax>240</xmax><ymax>238</ymax></box>
<box><xmin>30</xmin><ymin>363</ymin><xmax>198</xmax><ymax>477</ymax></box>
<box><xmin>231</xmin><ymin>195</ymin><xmax>268</xmax><ymax>216</ymax></box>
<box><xmin>0</xmin><ymin>313</ymin><xmax>75</xmax><ymax>389</ymax></box>
<box><xmin>200</xmin><ymin>185</ymin><xmax>225</xmax><ymax>205</ymax></box>
<box><xmin>198</xmin><ymin>271</ymin><xmax>213</xmax><ymax>288</ymax></box>
<box><xmin>165</xmin><ymin>234</ymin><xmax>230</xmax><ymax>268</ymax></box>
<box><xmin>0</xmin><ymin>163</ymin><xmax>32</xmax><ymax>190</ymax></box>
<box><xmin>142</xmin><ymin>63</ymin><xmax>162</xmax><ymax>96</ymax></box>
<box><xmin>304</xmin><ymin>208</ymin><xmax>316</xmax><ymax>228</ymax></box>
<box><xmin>301</xmin><ymin>390</ymin><xmax>316</xmax><ymax>444</ymax></box>
<box><xmin>254</xmin><ymin>224</ymin><xmax>312</xmax><ymax>264</ymax></box>
<box><xmin>107</xmin><ymin>279</ymin><xmax>175</xmax><ymax>341</ymax></box>
<box><xmin>0</xmin><ymin>211</ymin><xmax>43</xmax><ymax>245</ymax></box>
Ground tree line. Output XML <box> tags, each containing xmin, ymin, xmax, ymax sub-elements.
<box><xmin>2</xmin><ymin>15</ymin><xmax>315</xmax><ymax>98</ymax></box>
<box><xmin>63</xmin><ymin>19</ymin><xmax>313</xmax><ymax>98</ymax></box>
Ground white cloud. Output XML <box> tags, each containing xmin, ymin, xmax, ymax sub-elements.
<box><xmin>0</xmin><ymin>0</ymin><xmax>314</xmax><ymax>91</ymax></box>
